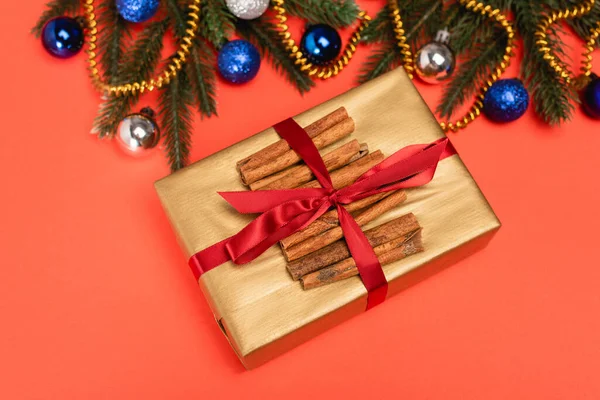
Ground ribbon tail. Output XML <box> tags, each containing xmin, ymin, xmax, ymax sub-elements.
<box><xmin>337</xmin><ymin>206</ymin><xmax>388</xmax><ymax>309</ymax></box>
<box><xmin>219</xmin><ymin>188</ymin><xmax>328</xmax><ymax>213</ymax></box>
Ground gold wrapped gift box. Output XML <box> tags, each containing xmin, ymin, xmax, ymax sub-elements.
<box><xmin>155</xmin><ymin>68</ymin><xmax>500</xmax><ymax>369</ymax></box>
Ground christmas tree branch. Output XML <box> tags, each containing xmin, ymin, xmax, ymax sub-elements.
<box><xmin>360</xmin><ymin>7</ymin><xmax>393</xmax><ymax>44</ymax></box>
<box><xmin>358</xmin><ymin>43</ymin><xmax>402</xmax><ymax>83</ymax></box>
<box><xmin>200</xmin><ymin>0</ymin><xmax>235</xmax><ymax>49</ymax></box>
<box><xmin>237</xmin><ymin>18</ymin><xmax>315</xmax><ymax>94</ymax></box>
<box><xmin>515</xmin><ymin>1</ymin><xmax>575</xmax><ymax>125</ymax></box>
<box><xmin>93</xmin><ymin>19</ymin><xmax>169</xmax><ymax>138</ymax></box>
<box><xmin>436</xmin><ymin>28</ymin><xmax>509</xmax><ymax>118</ymax></box>
<box><xmin>31</xmin><ymin>0</ymin><xmax>80</xmax><ymax>37</ymax></box>
<box><xmin>96</xmin><ymin>1</ymin><xmax>130</xmax><ymax>84</ymax></box>
<box><xmin>187</xmin><ymin>39</ymin><xmax>218</xmax><ymax>118</ymax></box>
<box><xmin>282</xmin><ymin>0</ymin><xmax>359</xmax><ymax>28</ymax></box>
<box><xmin>160</xmin><ymin>67</ymin><xmax>195</xmax><ymax>172</ymax></box>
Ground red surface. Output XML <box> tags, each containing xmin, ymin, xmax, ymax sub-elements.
<box><xmin>2</xmin><ymin>1</ymin><xmax>600</xmax><ymax>399</ymax></box>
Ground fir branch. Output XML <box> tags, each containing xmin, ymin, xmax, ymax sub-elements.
<box><xmin>436</xmin><ymin>29</ymin><xmax>509</xmax><ymax>118</ymax></box>
<box><xmin>360</xmin><ymin>7</ymin><xmax>393</xmax><ymax>44</ymax></box>
<box><xmin>282</xmin><ymin>0</ymin><xmax>359</xmax><ymax>28</ymax></box>
<box><xmin>187</xmin><ymin>39</ymin><xmax>218</xmax><ymax>118</ymax></box>
<box><xmin>564</xmin><ymin>0</ymin><xmax>600</xmax><ymax>47</ymax></box>
<box><xmin>200</xmin><ymin>0</ymin><xmax>235</xmax><ymax>49</ymax></box>
<box><xmin>93</xmin><ymin>20</ymin><xmax>169</xmax><ymax>137</ymax></box>
<box><xmin>358</xmin><ymin>43</ymin><xmax>402</xmax><ymax>83</ymax></box>
<box><xmin>514</xmin><ymin>1</ymin><xmax>575</xmax><ymax>125</ymax></box>
<box><xmin>160</xmin><ymin>66</ymin><xmax>195</xmax><ymax>172</ymax></box>
<box><xmin>237</xmin><ymin>18</ymin><xmax>315</xmax><ymax>94</ymax></box>
<box><xmin>96</xmin><ymin>1</ymin><xmax>130</xmax><ymax>84</ymax></box>
<box><xmin>31</xmin><ymin>0</ymin><xmax>80</xmax><ymax>37</ymax></box>
<box><xmin>166</xmin><ymin>0</ymin><xmax>218</xmax><ymax>118</ymax></box>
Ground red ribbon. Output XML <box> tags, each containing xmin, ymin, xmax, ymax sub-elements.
<box><xmin>189</xmin><ymin>118</ymin><xmax>455</xmax><ymax>309</ymax></box>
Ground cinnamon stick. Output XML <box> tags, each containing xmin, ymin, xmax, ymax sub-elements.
<box><xmin>240</xmin><ymin>117</ymin><xmax>355</xmax><ymax>185</ymax></box>
<box><xmin>301</xmin><ymin>231</ymin><xmax>424</xmax><ymax>289</ymax></box>
<box><xmin>283</xmin><ymin>190</ymin><xmax>408</xmax><ymax>261</ymax></box>
<box><xmin>286</xmin><ymin>213</ymin><xmax>420</xmax><ymax>280</ymax></box>
<box><xmin>299</xmin><ymin>150</ymin><xmax>385</xmax><ymax>190</ymax></box>
<box><xmin>250</xmin><ymin>140</ymin><xmax>369</xmax><ymax>191</ymax></box>
<box><xmin>280</xmin><ymin>191</ymin><xmax>397</xmax><ymax>250</ymax></box>
<box><xmin>236</xmin><ymin>107</ymin><xmax>349</xmax><ymax>171</ymax></box>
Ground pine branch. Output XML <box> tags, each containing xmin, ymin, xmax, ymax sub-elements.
<box><xmin>360</xmin><ymin>7</ymin><xmax>393</xmax><ymax>44</ymax></box>
<box><xmin>200</xmin><ymin>0</ymin><xmax>235</xmax><ymax>48</ymax></box>
<box><xmin>358</xmin><ymin>43</ymin><xmax>402</xmax><ymax>83</ymax></box>
<box><xmin>160</xmin><ymin>66</ymin><xmax>195</xmax><ymax>172</ymax></box>
<box><xmin>166</xmin><ymin>0</ymin><xmax>218</xmax><ymax>118</ymax></box>
<box><xmin>514</xmin><ymin>1</ymin><xmax>575</xmax><ymax>125</ymax></box>
<box><xmin>93</xmin><ymin>19</ymin><xmax>168</xmax><ymax>137</ymax></box>
<box><xmin>187</xmin><ymin>39</ymin><xmax>218</xmax><ymax>118</ymax></box>
<box><xmin>96</xmin><ymin>1</ymin><xmax>130</xmax><ymax>84</ymax></box>
<box><xmin>31</xmin><ymin>0</ymin><xmax>80</xmax><ymax>37</ymax></box>
<box><xmin>237</xmin><ymin>18</ymin><xmax>315</xmax><ymax>94</ymax></box>
<box><xmin>564</xmin><ymin>0</ymin><xmax>600</xmax><ymax>47</ymax></box>
<box><xmin>436</xmin><ymin>29</ymin><xmax>509</xmax><ymax>118</ymax></box>
<box><xmin>282</xmin><ymin>0</ymin><xmax>359</xmax><ymax>28</ymax></box>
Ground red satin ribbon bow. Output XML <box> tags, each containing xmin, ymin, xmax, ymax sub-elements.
<box><xmin>189</xmin><ymin>118</ymin><xmax>455</xmax><ymax>309</ymax></box>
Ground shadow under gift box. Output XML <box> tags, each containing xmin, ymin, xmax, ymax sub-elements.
<box><xmin>154</xmin><ymin>68</ymin><xmax>500</xmax><ymax>369</ymax></box>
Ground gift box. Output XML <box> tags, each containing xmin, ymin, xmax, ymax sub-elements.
<box><xmin>155</xmin><ymin>68</ymin><xmax>500</xmax><ymax>369</ymax></box>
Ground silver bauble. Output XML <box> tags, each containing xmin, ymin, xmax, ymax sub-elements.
<box><xmin>226</xmin><ymin>0</ymin><xmax>269</xmax><ymax>20</ymax></box>
<box><xmin>116</xmin><ymin>109</ymin><xmax>160</xmax><ymax>156</ymax></box>
<box><xmin>414</xmin><ymin>42</ymin><xmax>455</xmax><ymax>84</ymax></box>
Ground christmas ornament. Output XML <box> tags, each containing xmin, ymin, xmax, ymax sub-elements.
<box><xmin>226</xmin><ymin>0</ymin><xmax>269</xmax><ymax>20</ymax></box>
<box><xmin>116</xmin><ymin>108</ymin><xmax>161</xmax><ymax>156</ymax></box>
<box><xmin>582</xmin><ymin>74</ymin><xmax>600</xmax><ymax>119</ymax></box>
<box><xmin>300</xmin><ymin>24</ymin><xmax>342</xmax><ymax>65</ymax></box>
<box><xmin>414</xmin><ymin>29</ymin><xmax>455</xmax><ymax>84</ymax></box>
<box><xmin>116</xmin><ymin>0</ymin><xmax>160</xmax><ymax>23</ymax></box>
<box><xmin>218</xmin><ymin>39</ymin><xmax>261</xmax><ymax>84</ymax></box>
<box><xmin>41</xmin><ymin>17</ymin><xmax>84</xmax><ymax>59</ymax></box>
<box><xmin>482</xmin><ymin>79</ymin><xmax>529</xmax><ymax>123</ymax></box>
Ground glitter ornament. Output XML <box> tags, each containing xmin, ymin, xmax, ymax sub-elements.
<box><xmin>581</xmin><ymin>74</ymin><xmax>600</xmax><ymax>119</ymax></box>
<box><xmin>482</xmin><ymin>79</ymin><xmax>529</xmax><ymax>123</ymax></box>
<box><xmin>300</xmin><ymin>24</ymin><xmax>342</xmax><ymax>65</ymax></box>
<box><xmin>41</xmin><ymin>17</ymin><xmax>84</xmax><ymax>59</ymax></box>
<box><xmin>415</xmin><ymin>29</ymin><xmax>455</xmax><ymax>84</ymax></box>
<box><xmin>116</xmin><ymin>0</ymin><xmax>160</xmax><ymax>23</ymax></box>
<box><xmin>225</xmin><ymin>0</ymin><xmax>269</xmax><ymax>20</ymax></box>
<box><xmin>116</xmin><ymin>108</ymin><xmax>161</xmax><ymax>156</ymax></box>
<box><xmin>218</xmin><ymin>40</ymin><xmax>261</xmax><ymax>84</ymax></box>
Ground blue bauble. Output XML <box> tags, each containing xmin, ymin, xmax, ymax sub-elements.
<box><xmin>116</xmin><ymin>0</ymin><xmax>160</xmax><ymax>23</ymax></box>
<box><xmin>482</xmin><ymin>79</ymin><xmax>529</xmax><ymax>123</ymax></box>
<box><xmin>300</xmin><ymin>24</ymin><xmax>342</xmax><ymax>65</ymax></box>
<box><xmin>41</xmin><ymin>17</ymin><xmax>84</xmax><ymax>59</ymax></box>
<box><xmin>582</xmin><ymin>76</ymin><xmax>600</xmax><ymax>119</ymax></box>
<box><xmin>217</xmin><ymin>40</ymin><xmax>261</xmax><ymax>84</ymax></box>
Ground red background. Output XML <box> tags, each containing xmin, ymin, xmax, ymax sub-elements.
<box><xmin>2</xmin><ymin>1</ymin><xmax>600</xmax><ymax>399</ymax></box>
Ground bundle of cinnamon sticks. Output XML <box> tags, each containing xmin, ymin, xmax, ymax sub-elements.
<box><xmin>235</xmin><ymin>107</ymin><xmax>425</xmax><ymax>289</ymax></box>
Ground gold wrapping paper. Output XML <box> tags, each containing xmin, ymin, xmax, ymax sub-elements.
<box><xmin>155</xmin><ymin>68</ymin><xmax>500</xmax><ymax>369</ymax></box>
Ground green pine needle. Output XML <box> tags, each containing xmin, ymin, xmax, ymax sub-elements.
<box><xmin>237</xmin><ymin>18</ymin><xmax>315</xmax><ymax>94</ymax></box>
<box><xmin>92</xmin><ymin>19</ymin><xmax>169</xmax><ymax>138</ymax></box>
<box><xmin>160</xmin><ymin>67</ymin><xmax>195</xmax><ymax>172</ymax></box>
<box><xmin>515</xmin><ymin>1</ymin><xmax>575</xmax><ymax>125</ymax></box>
<box><xmin>358</xmin><ymin>43</ymin><xmax>402</xmax><ymax>84</ymax></box>
<box><xmin>200</xmin><ymin>0</ymin><xmax>235</xmax><ymax>49</ymax></box>
<box><xmin>283</xmin><ymin>0</ymin><xmax>359</xmax><ymax>28</ymax></box>
<box><xmin>436</xmin><ymin>29</ymin><xmax>509</xmax><ymax>119</ymax></box>
<box><xmin>96</xmin><ymin>1</ymin><xmax>130</xmax><ymax>84</ymax></box>
<box><xmin>187</xmin><ymin>39</ymin><xmax>218</xmax><ymax>118</ymax></box>
<box><xmin>31</xmin><ymin>0</ymin><xmax>80</xmax><ymax>37</ymax></box>
<box><xmin>360</xmin><ymin>7</ymin><xmax>393</xmax><ymax>44</ymax></box>
<box><xmin>565</xmin><ymin>0</ymin><xmax>600</xmax><ymax>47</ymax></box>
